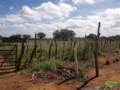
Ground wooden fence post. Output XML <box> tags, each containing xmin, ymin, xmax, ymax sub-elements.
<box><xmin>48</xmin><ymin>40</ymin><xmax>53</xmax><ymax>59</ymax></box>
<box><xmin>94</xmin><ymin>22</ymin><xmax>101</xmax><ymax>77</ymax></box>
<box><xmin>77</xmin><ymin>22</ymin><xmax>101</xmax><ymax>90</ymax></box>
<box><xmin>35</xmin><ymin>33</ymin><xmax>37</xmax><ymax>57</ymax></box>
<box><xmin>74</xmin><ymin>48</ymin><xmax>79</xmax><ymax>78</ymax></box>
<box><xmin>16</xmin><ymin>39</ymin><xmax>25</xmax><ymax>71</ymax></box>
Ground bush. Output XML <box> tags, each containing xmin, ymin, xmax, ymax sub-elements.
<box><xmin>64</xmin><ymin>48</ymin><xmax>73</xmax><ymax>61</ymax></box>
<box><xmin>36</xmin><ymin>48</ymin><xmax>48</xmax><ymax>60</ymax></box>
<box><xmin>30</xmin><ymin>59</ymin><xmax>63</xmax><ymax>72</ymax></box>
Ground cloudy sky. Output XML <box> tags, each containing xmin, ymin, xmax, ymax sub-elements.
<box><xmin>0</xmin><ymin>0</ymin><xmax>120</xmax><ymax>38</ymax></box>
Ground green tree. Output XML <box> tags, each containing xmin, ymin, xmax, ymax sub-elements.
<box><xmin>60</xmin><ymin>29</ymin><xmax>75</xmax><ymax>40</ymax></box>
<box><xmin>0</xmin><ymin>35</ymin><xmax>2</xmax><ymax>39</ymax></box>
<box><xmin>53</xmin><ymin>29</ymin><xmax>75</xmax><ymax>60</ymax></box>
<box><xmin>10</xmin><ymin>34</ymin><xmax>22</xmax><ymax>39</ymax></box>
<box><xmin>37</xmin><ymin>32</ymin><xmax>46</xmax><ymax>58</ymax></box>
<box><xmin>23</xmin><ymin>34</ymin><xmax>31</xmax><ymax>39</ymax></box>
<box><xmin>53</xmin><ymin>29</ymin><xmax>75</xmax><ymax>40</ymax></box>
<box><xmin>87</xmin><ymin>33</ymin><xmax>97</xmax><ymax>39</ymax></box>
<box><xmin>53</xmin><ymin>30</ymin><xmax>61</xmax><ymax>40</ymax></box>
<box><xmin>38</xmin><ymin>32</ymin><xmax>46</xmax><ymax>39</ymax></box>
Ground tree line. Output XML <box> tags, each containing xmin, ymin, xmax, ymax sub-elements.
<box><xmin>0</xmin><ymin>29</ymin><xmax>120</xmax><ymax>41</ymax></box>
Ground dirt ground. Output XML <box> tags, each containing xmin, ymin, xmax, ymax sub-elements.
<box><xmin>0</xmin><ymin>50</ymin><xmax>120</xmax><ymax>90</ymax></box>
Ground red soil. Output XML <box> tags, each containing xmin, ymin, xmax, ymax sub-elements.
<box><xmin>0</xmin><ymin>50</ymin><xmax>120</xmax><ymax>90</ymax></box>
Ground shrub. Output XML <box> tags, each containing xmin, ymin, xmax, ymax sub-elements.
<box><xmin>63</xmin><ymin>48</ymin><xmax>73</xmax><ymax>61</ymax></box>
<box><xmin>30</xmin><ymin>59</ymin><xmax>63</xmax><ymax>72</ymax></box>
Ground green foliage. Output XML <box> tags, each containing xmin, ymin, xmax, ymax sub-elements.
<box><xmin>53</xmin><ymin>29</ymin><xmax>75</xmax><ymax>40</ymax></box>
<box><xmin>53</xmin><ymin>30</ymin><xmax>61</xmax><ymax>40</ymax></box>
<box><xmin>30</xmin><ymin>59</ymin><xmax>63</xmax><ymax>72</ymax></box>
<box><xmin>63</xmin><ymin>48</ymin><xmax>73</xmax><ymax>61</ymax></box>
<box><xmin>23</xmin><ymin>34</ymin><xmax>31</xmax><ymax>39</ymax></box>
<box><xmin>37</xmin><ymin>32</ymin><xmax>46</xmax><ymax>39</ymax></box>
<box><xmin>105</xmin><ymin>81</ymin><xmax>117</xmax><ymax>89</ymax></box>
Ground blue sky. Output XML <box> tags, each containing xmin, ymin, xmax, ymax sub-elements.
<box><xmin>0</xmin><ymin>0</ymin><xmax>120</xmax><ymax>37</ymax></box>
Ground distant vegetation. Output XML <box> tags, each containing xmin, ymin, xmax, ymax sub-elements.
<box><xmin>0</xmin><ymin>28</ymin><xmax>120</xmax><ymax>74</ymax></box>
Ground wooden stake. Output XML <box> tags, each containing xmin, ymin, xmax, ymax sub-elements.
<box><xmin>74</xmin><ymin>48</ymin><xmax>79</xmax><ymax>78</ymax></box>
<box><xmin>77</xmin><ymin>22</ymin><xmax>101</xmax><ymax>90</ymax></box>
<box><xmin>94</xmin><ymin>22</ymin><xmax>101</xmax><ymax>77</ymax></box>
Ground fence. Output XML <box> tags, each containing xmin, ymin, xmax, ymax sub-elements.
<box><xmin>0</xmin><ymin>43</ymin><xmax>18</xmax><ymax>74</ymax></box>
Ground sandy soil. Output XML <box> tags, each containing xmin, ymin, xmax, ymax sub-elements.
<box><xmin>0</xmin><ymin>50</ymin><xmax>120</xmax><ymax>90</ymax></box>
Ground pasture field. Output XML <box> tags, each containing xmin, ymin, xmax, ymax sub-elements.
<box><xmin>0</xmin><ymin>37</ymin><xmax>120</xmax><ymax>90</ymax></box>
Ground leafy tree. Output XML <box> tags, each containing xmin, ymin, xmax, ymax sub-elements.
<box><xmin>87</xmin><ymin>33</ymin><xmax>97</xmax><ymax>39</ymax></box>
<box><xmin>109</xmin><ymin>35</ymin><xmax>120</xmax><ymax>40</ymax></box>
<box><xmin>23</xmin><ymin>34</ymin><xmax>31</xmax><ymax>39</ymax></box>
<box><xmin>10</xmin><ymin>34</ymin><xmax>22</xmax><ymax>39</ymax></box>
<box><xmin>0</xmin><ymin>35</ymin><xmax>2</xmax><ymax>39</ymax></box>
<box><xmin>0</xmin><ymin>35</ymin><xmax>2</xmax><ymax>43</ymax></box>
<box><xmin>53</xmin><ymin>30</ymin><xmax>61</xmax><ymax>40</ymax></box>
<box><xmin>38</xmin><ymin>32</ymin><xmax>46</xmax><ymax>39</ymax></box>
<box><xmin>53</xmin><ymin>29</ymin><xmax>75</xmax><ymax>60</ymax></box>
<box><xmin>53</xmin><ymin>29</ymin><xmax>75</xmax><ymax>40</ymax></box>
<box><xmin>37</xmin><ymin>32</ymin><xmax>46</xmax><ymax>58</ymax></box>
<box><xmin>60</xmin><ymin>29</ymin><xmax>75</xmax><ymax>40</ymax></box>
<box><xmin>53</xmin><ymin>30</ymin><xmax>61</xmax><ymax>57</ymax></box>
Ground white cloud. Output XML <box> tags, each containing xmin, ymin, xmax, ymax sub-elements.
<box><xmin>72</xmin><ymin>0</ymin><xmax>104</xmax><ymax>5</ymax></box>
<box><xmin>60</xmin><ymin>0</ymin><xmax>104</xmax><ymax>4</ymax></box>
<box><xmin>20</xmin><ymin>2</ymin><xmax>76</xmax><ymax>21</ymax></box>
<box><xmin>64</xmin><ymin>8</ymin><xmax>120</xmax><ymax>36</ymax></box>
<box><xmin>0</xmin><ymin>2</ymin><xmax>76</xmax><ymax>23</ymax></box>
<box><xmin>0</xmin><ymin>6</ymin><xmax>120</xmax><ymax>37</ymax></box>
<box><xmin>32</xmin><ymin>2</ymin><xmax>76</xmax><ymax>19</ymax></box>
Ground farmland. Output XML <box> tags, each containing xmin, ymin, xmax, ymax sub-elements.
<box><xmin>0</xmin><ymin>23</ymin><xmax>120</xmax><ymax>90</ymax></box>
<box><xmin>0</xmin><ymin>0</ymin><xmax>120</xmax><ymax>89</ymax></box>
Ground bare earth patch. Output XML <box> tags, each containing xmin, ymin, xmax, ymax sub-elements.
<box><xmin>0</xmin><ymin>51</ymin><xmax>120</xmax><ymax>90</ymax></box>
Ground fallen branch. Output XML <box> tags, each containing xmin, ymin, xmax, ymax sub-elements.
<box><xmin>57</xmin><ymin>76</ymin><xmax>75</xmax><ymax>85</ymax></box>
<box><xmin>76</xmin><ymin>75</ymin><xmax>97</xmax><ymax>90</ymax></box>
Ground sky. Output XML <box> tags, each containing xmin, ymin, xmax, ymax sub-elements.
<box><xmin>0</xmin><ymin>0</ymin><xmax>120</xmax><ymax>38</ymax></box>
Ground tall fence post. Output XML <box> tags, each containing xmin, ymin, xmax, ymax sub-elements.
<box><xmin>77</xmin><ymin>22</ymin><xmax>101</xmax><ymax>90</ymax></box>
<box><xmin>94</xmin><ymin>22</ymin><xmax>101</xmax><ymax>77</ymax></box>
